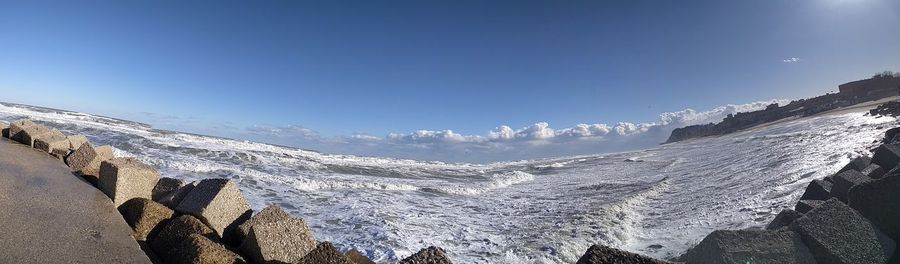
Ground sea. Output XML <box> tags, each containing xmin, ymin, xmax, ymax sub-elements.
<box><xmin>0</xmin><ymin>102</ymin><xmax>893</xmax><ymax>263</ymax></box>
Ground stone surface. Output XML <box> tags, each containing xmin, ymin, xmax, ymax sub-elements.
<box><xmin>152</xmin><ymin>177</ymin><xmax>186</xmax><ymax>202</ymax></box>
<box><xmin>575</xmin><ymin>245</ymin><xmax>667</xmax><ymax>264</ymax></box>
<box><xmin>236</xmin><ymin>204</ymin><xmax>292</xmax><ymax>241</ymax></box>
<box><xmin>831</xmin><ymin>170</ymin><xmax>871</xmax><ymax>202</ymax></box>
<box><xmin>790</xmin><ymin>198</ymin><xmax>893</xmax><ymax>264</ymax></box>
<box><xmin>683</xmin><ymin>229</ymin><xmax>815</xmax><ymax>264</ymax></box>
<box><xmin>885</xmin><ymin>127</ymin><xmax>900</xmax><ymax>143</ymax></box>
<box><xmin>66</xmin><ymin>143</ymin><xmax>114</xmax><ymax>185</ymax></box>
<box><xmin>861</xmin><ymin>163</ymin><xmax>886</xmax><ymax>179</ymax></box>
<box><xmin>239</xmin><ymin>218</ymin><xmax>317</xmax><ymax>264</ymax></box>
<box><xmin>838</xmin><ymin>156</ymin><xmax>872</xmax><ymax>174</ymax></box>
<box><xmin>0</xmin><ymin>123</ymin><xmax>8</xmax><ymax>138</ymax></box>
<box><xmin>158</xmin><ymin>182</ymin><xmax>196</xmax><ymax>208</ymax></box>
<box><xmin>298</xmin><ymin>241</ymin><xmax>353</xmax><ymax>264</ymax></box>
<box><xmin>0</xmin><ymin>138</ymin><xmax>151</xmax><ymax>263</ymax></box>
<box><xmin>33</xmin><ymin>131</ymin><xmax>70</xmax><ymax>160</ymax></box>
<box><xmin>767</xmin><ymin>209</ymin><xmax>802</xmax><ymax>230</ymax></box>
<box><xmin>346</xmin><ymin>249</ymin><xmax>375</xmax><ymax>264</ymax></box>
<box><xmin>400</xmin><ymin>246</ymin><xmax>454</xmax><ymax>264</ymax></box>
<box><xmin>149</xmin><ymin>215</ymin><xmax>217</xmax><ymax>261</ymax></box>
<box><xmin>176</xmin><ymin>178</ymin><xmax>252</xmax><ymax>241</ymax></box>
<box><xmin>7</xmin><ymin>119</ymin><xmax>34</xmax><ymax>143</ymax></box>
<box><xmin>99</xmin><ymin>157</ymin><xmax>161</xmax><ymax>207</ymax></box>
<box><xmin>795</xmin><ymin>200</ymin><xmax>824</xmax><ymax>214</ymax></box>
<box><xmin>873</xmin><ymin>144</ymin><xmax>900</xmax><ymax>170</ymax></box>
<box><xmin>170</xmin><ymin>234</ymin><xmax>246</xmax><ymax>264</ymax></box>
<box><xmin>67</xmin><ymin>135</ymin><xmax>88</xmax><ymax>150</ymax></box>
<box><xmin>119</xmin><ymin>198</ymin><xmax>175</xmax><ymax>241</ymax></box>
<box><xmin>19</xmin><ymin>124</ymin><xmax>54</xmax><ymax>147</ymax></box>
<box><xmin>848</xmin><ymin>172</ymin><xmax>900</xmax><ymax>242</ymax></box>
<box><xmin>798</xmin><ymin>179</ymin><xmax>832</xmax><ymax>201</ymax></box>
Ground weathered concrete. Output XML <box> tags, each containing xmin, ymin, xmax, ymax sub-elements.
<box><xmin>0</xmin><ymin>123</ymin><xmax>8</xmax><ymax>138</ymax></box>
<box><xmin>169</xmin><ymin>234</ymin><xmax>246</xmax><ymax>264</ymax></box>
<box><xmin>149</xmin><ymin>215</ymin><xmax>217</xmax><ymax>262</ymax></box>
<box><xmin>861</xmin><ymin>164</ymin><xmax>886</xmax><ymax>179</ymax></box>
<box><xmin>798</xmin><ymin>179</ymin><xmax>832</xmax><ymax>201</ymax></box>
<box><xmin>831</xmin><ymin>170</ymin><xmax>871</xmax><ymax>202</ymax></box>
<box><xmin>8</xmin><ymin>119</ymin><xmax>35</xmax><ymax>143</ymax></box>
<box><xmin>175</xmin><ymin>178</ymin><xmax>252</xmax><ymax>242</ymax></box>
<box><xmin>236</xmin><ymin>204</ymin><xmax>291</xmax><ymax>241</ymax></box>
<box><xmin>848</xmin><ymin>171</ymin><xmax>900</xmax><ymax>242</ymax></box>
<box><xmin>152</xmin><ymin>177</ymin><xmax>185</xmax><ymax>202</ymax></box>
<box><xmin>683</xmin><ymin>229</ymin><xmax>815</xmax><ymax>264</ymax></box>
<box><xmin>157</xmin><ymin>181</ymin><xmax>195</xmax><ymax>208</ymax></box>
<box><xmin>576</xmin><ymin>245</ymin><xmax>667</xmax><ymax>264</ymax></box>
<box><xmin>20</xmin><ymin>124</ymin><xmax>56</xmax><ymax>147</ymax></box>
<box><xmin>298</xmin><ymin>241</ymin><xmax>353</xmax><ymax>264</ymax></box>
<box><xmin>239</xmin><ymin>218</ymin><xmax>317</xmax><ymax>264</ymax></box>
<box><xmin>400</xmin><ymin>246</ymin><xmax>454</xmax><ymax>264</ymax></box>
<box><xmin>66</xmin><ymin>143</ymin><xmax>114</xmax><ymax>185</ymax></box>
<box><xmin>795</xmin><ymin>200</ymin><xmax>824</xmax><ymax>214</ymax></box>
<box><xmin>0</xmin><ymin>138</ymin><xmax>151</xmax><ymax>263</ymax></box>
<box><xmin>119</xmin><ymin>198</ymin><xmax>174</xmax><ymax>241</ymax></box>
<box><xmin>33</xmin><ymin>132</ymin><xmax>70</xmax><ymax>160</ymax></box>
<box><xmin>346</xmin><ymin>249</ymin><xmax>376</xmax><ymax>264</ymax></box>
<box><xmin>838</xmin><ymin>156</ymin><xmax>872</xmax><ymax>174</ymax></box>
<box><xmin>872</xmin><ymin>144</ymin><xmax>900</xmax><ymax>170</ymax></box>
<box><xmin>67</xmin><ymin>135</ymin><xmax>88</xmax><ymax>150</ymax></box>
<box><xmin>766</xmin><ymin>209</ymin><xmax>802</xmax><ymax>230</ymax></box>
<box><xmin>790</xmin><ymin>198</ymin><xmax>893</xmax><ymax>264</ymax></box>
<box><xmin>98</xmin><ymin>157</ymin><xmax>161</xmax><ymax>207</ymax></box>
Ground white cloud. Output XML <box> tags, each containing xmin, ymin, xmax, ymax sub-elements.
<box><xmin>231</xmin><ymin>99</ymin><xmax>788</xmax><ymax>162</ymax></box>
<box><xmin>783</xmin><ymin>57</ymin><xmax>801</xmax><ymax>63</ymax></box>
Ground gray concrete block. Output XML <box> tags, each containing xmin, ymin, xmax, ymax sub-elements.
<box><xmin>239</xmin><ymin>218</ymin><xmax>317</xmax><ymax>264</ymax></box>
<box><xmin>119</xmin><ymin>198</ymin><xmax>174</xmax><ymax>241</ymax></box>
<box><xmin>152</xmin><ymin>177</ymin><xmax>186</xmax><ymax>202</ymax></box>
<box><xmin>171</xmin><ymin>234</ymin><xmax>246</xmax><ymax>264</ymax></box>
<box><xmin>767</xmin><ymin>209</ymin><xmax>802</xmax><ymax>230</ymax></box>
<box><xmin>19</xmin><ymin>124</ymin><xmax>53</xmax><ymax>147</ymax></box>
<box><xmin>832</xmin><ymin>170</ymin><xmax>871</xmax><ymax>202</ymax></box>
<box><xmin>98</xmin><ymin>157</ymin><xmax>161</xmax><ymax>207</ymax></box>
<box><xmin>400</xmin><ymin>246</ymin><xmax>454</xmax><ymax>264</ymax></box>
<box><xmin>346</xmin><ymin>249</ymin><xmax>375</xmax><ymax>264</ymax></box>
<box><xmin>175</xmin><ymin>179</ymin><xmax>252</xmax><ymax>242</ymax></box>
<box><xmin>66</xmin><ymin>135</ymin><xmax>88</xmax><ymax>150</ymax></box>
<box><xmin>799</xmin><ymin>179</ymin><xmax>832</xmax><ymax>201</ymax></box>
<box><xmin>790</xmin><ymin>198</ymin><xmax>893</xmax><ymax>264</ymax></box>
<box><xmin>861</xmin><ymin>164</ymin><xmax>886</xmax><ymax>179</ymax></box>
<box><xmin>8</xmin><ymin>119</ymin><xmax>34</xmax><ymax>142</ymax></box>
<box><xmin>838</xmin><ymin>156</ymin><xmax>871</xmax><ymax>174</ymax></box>
<box><xmin>795</xmin><ymin>200</ymin><xmax>824</xmax><ymax>214</ymax></box>
<box><xmin>849</xmin><ymin>172</ymin><xmax>900</xmax><ymax>242</ymax></box>
<box><xmin>236</xmin><ymin>204</ymin><xmax>291</xmax><ymax>242</ymax></box>
<box><xmin>66</xmin><ymin>143</ymin><xmax>114</xmax><ymax>185</ymax></box>
<box><xmin>298</xmin><ymin>241</ymin><xmax>353</xmax><ymax>264</ymax></box>
<box><xmin>684</xmin><ymin>229</ymin><xmax>815</xmax><ymax>264</ymax></box>
<box><xmin>873</xmin><ymin>144</ymin><xmax>900</xmax><ymax>171</ymax></box>
<box><xmin>33</xmin><ymin>131</ymin><xmax>70</xmax><ymax>160</ymax></box>
<box><xmin>158</xmin><ymin>182</ymin><xmax>195</xmax><ymax>209</ymax></box>
<box><xmin>149</xmin><ymin>215</ymin><xmax>217</xmax><ymax>261</ymax></box>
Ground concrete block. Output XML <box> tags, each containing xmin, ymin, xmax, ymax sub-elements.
<box><xmin>119</xmin><ymin>198</ymin><xmax>174</xmax><ymax>241</ymax></box>
<box><xmin>683</xmin><ymin>229</ymin><xmax>815</xmax><ymax>264</ymax></box>
<box><xmin>298</xmin><ymin>241</ymin><xmax>353</xmax><ymax>264</ymax></box>
<box><xmin>790</xmin><ymin>198</ymin><xmax>894</xmax><ymax>264</ymax></box>
<box><xmin>19</xmin><ymin>124</ymin><xmax>54</xmax><ymax>147</ymax></box>
<box><xmin>8</xmin><ymin>119</ymin><xmax>34</xmax><ymax>142</ymax></box>
<box><xmin>798</xmin><ymin>179</ymin><xmax>832</xmax><ymax>201</ymax></box>
<box><xmin>838</xmin><ymin>156</ymin><xmax>871</xmax><ymax>174</ymax></box>
<box><xmin>98</xmin><ymin>157</ymin><xmax>161</xmax><ymax>207</ymax></box>
<box><xmin>175</xmin><ymin>179</ymin><xmax>252</xmax><ymax>242</ymax></box>
<box><xmin>849</xmin><ymin>172</ymin><xmax>900</xmax><ymax>242</ymax></box>
<box><xmin>575</xmin><ymin>245</ymin><xmax>666</xmax><ymax>264</ymax></box>
<box><xmin>767</xmin><ymin>209</ymin><xmax>802</xmax><ymax>230</ymax></box>
<box><xmin>171</xmin><ymin>234</ymin><xmax>246</xmax><ymax>264</ymax></box>
<box><xmin>795</xmin><ymin>200</ymin><xmax>824</xmax><ymax>214</ymax></box>
<box><xmin>152</xmin><ymin>177</ymin><xmax>186</xmax><ymax>202</ymax></box>
<box><xmin>66</xmin><ymin>143</ymin><xmax>114</xmax><ymax>185</ymax></box>
<box><xmin>873</xmin><ymin>144</ymin><xmax>900</xmax><ymax>170</ymax></box>
<box><xmin>239</xmin><ymin>218</ymin><xmax>317</xmax><ymax>264</ymax></box>
<box><xmin>832</xmin><ymin>170</ymin><xmax>871</xmax><ymax>202</ymax></box>
<box><xmin>400</xmin><ymin>246</ymin><xmax>454</xmax><ymax>264</ymax></box>
<box><xmin>346</xmin><ymin>249</ymin><xmax>375</xmax><ymax>264</ymax></box>
<box><xmin>33</xmin><ymin>131</ymin><xmax>70</xmax><ymax>160</ymax></box>
<box><xmin>0</xmin><ymin>123</ymin><xmax>8</xmax><ymax>138</ymax></box>
<box><xmin>861</xmin><ymin>164</ymin><xmax>886</xmax><ymax>179</ymax></box>
<box><xmin>236</xmin><ymin>204</ymin><xmax>291</xmax><ymax>242</ymax></box>
<box><xmin>158</xmin><ymin>182</ymin><xmax>195</xmax><ymax>209</ymax></box>
<box><xmin>149</xmin><ymin>215</ymin><xmax>217</xmax><ymax>261</ymax></box>
<box><xmin>67</xmin><ymin>135</ymin><xmax>88</xmax><ymax>150</ymax></box>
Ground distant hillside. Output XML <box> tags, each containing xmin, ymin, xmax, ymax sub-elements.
<box><xmin>665</xmin><ymin>72</ymin><xmax>900</xmax><ymax>143</ymax></box>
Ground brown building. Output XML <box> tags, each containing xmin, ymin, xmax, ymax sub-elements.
<box><xmin>838</xmin><ymin>76</ymin><xmax>900</xmax><ymax>99</ymax></box>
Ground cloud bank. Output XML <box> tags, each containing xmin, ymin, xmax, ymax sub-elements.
<box><xmin>221</xmin><ymin>99</ymin><xmax>787</xmax><ymax>163</ymax></box>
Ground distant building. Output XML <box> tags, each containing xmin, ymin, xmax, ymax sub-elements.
<box><xmin>838</xmin><ymin>76</ymin><xmax>900</xmax><ymax>100</ymax></box>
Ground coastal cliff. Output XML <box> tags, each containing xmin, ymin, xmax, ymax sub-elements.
<box><xmin>666</xmin><ymin>74</ymin><xmax>900</xmax><ymax>143</ymax></box>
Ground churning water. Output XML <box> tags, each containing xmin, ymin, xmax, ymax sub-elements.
<box><xmin>0</xmin><ymin>102</ymin><xmax>893</xmax><ymax>263</ymax></box>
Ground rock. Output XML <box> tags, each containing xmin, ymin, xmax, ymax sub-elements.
<box><xmin>175</xmin><ymin>178</ymin><xmax>252</xmax><ymax>242</ymax></box>
<box><xmin>346</xmin><ymin>249</ymin><xmax>375</xmax><ymax>264</ymax></box>
<box><xmin>66</xmin><ymin>143</ymin><xmax>114</xmax><ymax>185</ymax></box>
<box><xmin>149</xmin><ymin>215</ymin><xmax>217</xmax><ymax>261</ymax></box>
<box><xmin>767</xmin><ymin>209</ymin><xmax>802</xmax><ymax>230</ymax></box>
<box><xmin>848</xmin><ymin>171</ymin><xmax>900</xmax><ymax>242</ymax></box>
<box><xmin>831</xmin><ymin>170</ymin><xmax>871</xmax><ymax>202</ymax></box>
<box><xmin>838</xmin><ymin>156</ymin><xmax>872</xmax><ymax>174</ymax></box>
<box><xmin>158</xmin><ymin>182</ymin><xmax>195</xmax><ymax>209</ymax></box>
<box><xmin>67</xmin><ymin>135</ymin><xmax>88</xmax><ymax>150</ymax></box>
<box><xmin>119</xmin><ymin>198</ymin><xmax>174</xmax><ymax>241</ymax></box>
<box><xmin>790</xmin><ymin>198</ymin><xmax>894</xmax><ymax>264</ymax></box>
<box><xmin>400</xmin><ymin>246</ymin><xmax>453</xmax><ymax>264</ymax></box>
<box><xmin>0</xmin><ymin>123</ymin><xmax>8</xmax><ymax>138</ymax></box>
<box><xmin>298</xmin><ymin>241</ymin><xmax>353</xmax><ymax>264</ymax></box>
<box><xmin>236</xmin><ymin>204</ymin><xmax>291</xmax><ymax>242</ymax></box>
<box><xmin>862</xmin><ymin>164</ymin><xmax>886</xmax><ymax>179</ymax></box>
<box><xmin>873</xmin><ymin>144</ymin><xmax>900</xmax><ymax>170</ymax></box>
<box><xmin>683</xmin><ymin>229</ymin><xmax>815</xmax><ymax>264</ymax></box>
<box><xmin>798</xmin><ymin>179</ymin><xmax>832</xmax><ymax>201</ymax></box>
<box><xmin>575</xmin><ymin>245</ymin><xmax>667</xmax><ymax>264</ymax></box>
<box><xmin>795</xmin><ymin>200</ymin><xmax>824</xmax><ymax>214</ymax></box>
<box><xmin>885</xmin><ymin>127</ymin><xmax>900</xmax><ymax>143</ymax></box>
<box><xmin>239</xmin><ymin>218</ymin><xmax>317</xmax><ymax>264</ymax></box>
<box><xmin>152</xmin><ymin>177</ymin><xmax>186</xmax><ymax>202</ymax></box>
<box><xmin>170</xmin><ymin>234</ymin><xmax>246</xmax><ymax>264</ymax></box>
<box><xmin>98</xmin><ymin>157</ymin><xmax>161</xmax><ymax>207</ymax></box>
<box><xmin>33</xmin><ymin>131</ymin><xmax>70</xmax><ymax>160</ymax></box>
<box><xmin>19</xmin><ymin>124</ymin><xmax>55</xmax><ymax>147</ymax></box>
<box><xmin>7</xmin><ymin>119</ymin><xmax>35</xmax><ymax>142</ymax></box>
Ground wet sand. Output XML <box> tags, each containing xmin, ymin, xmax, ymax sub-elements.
<box><xmin>0</xmin><ymin>138</ymin><xmax>150</xmax><ymax>263</ymax></box>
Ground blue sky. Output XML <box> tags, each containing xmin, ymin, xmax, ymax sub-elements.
<box><xmin>1</xmin><ymin>0</ymin><xmax>899</xmax><ymax>162</ymax></box>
